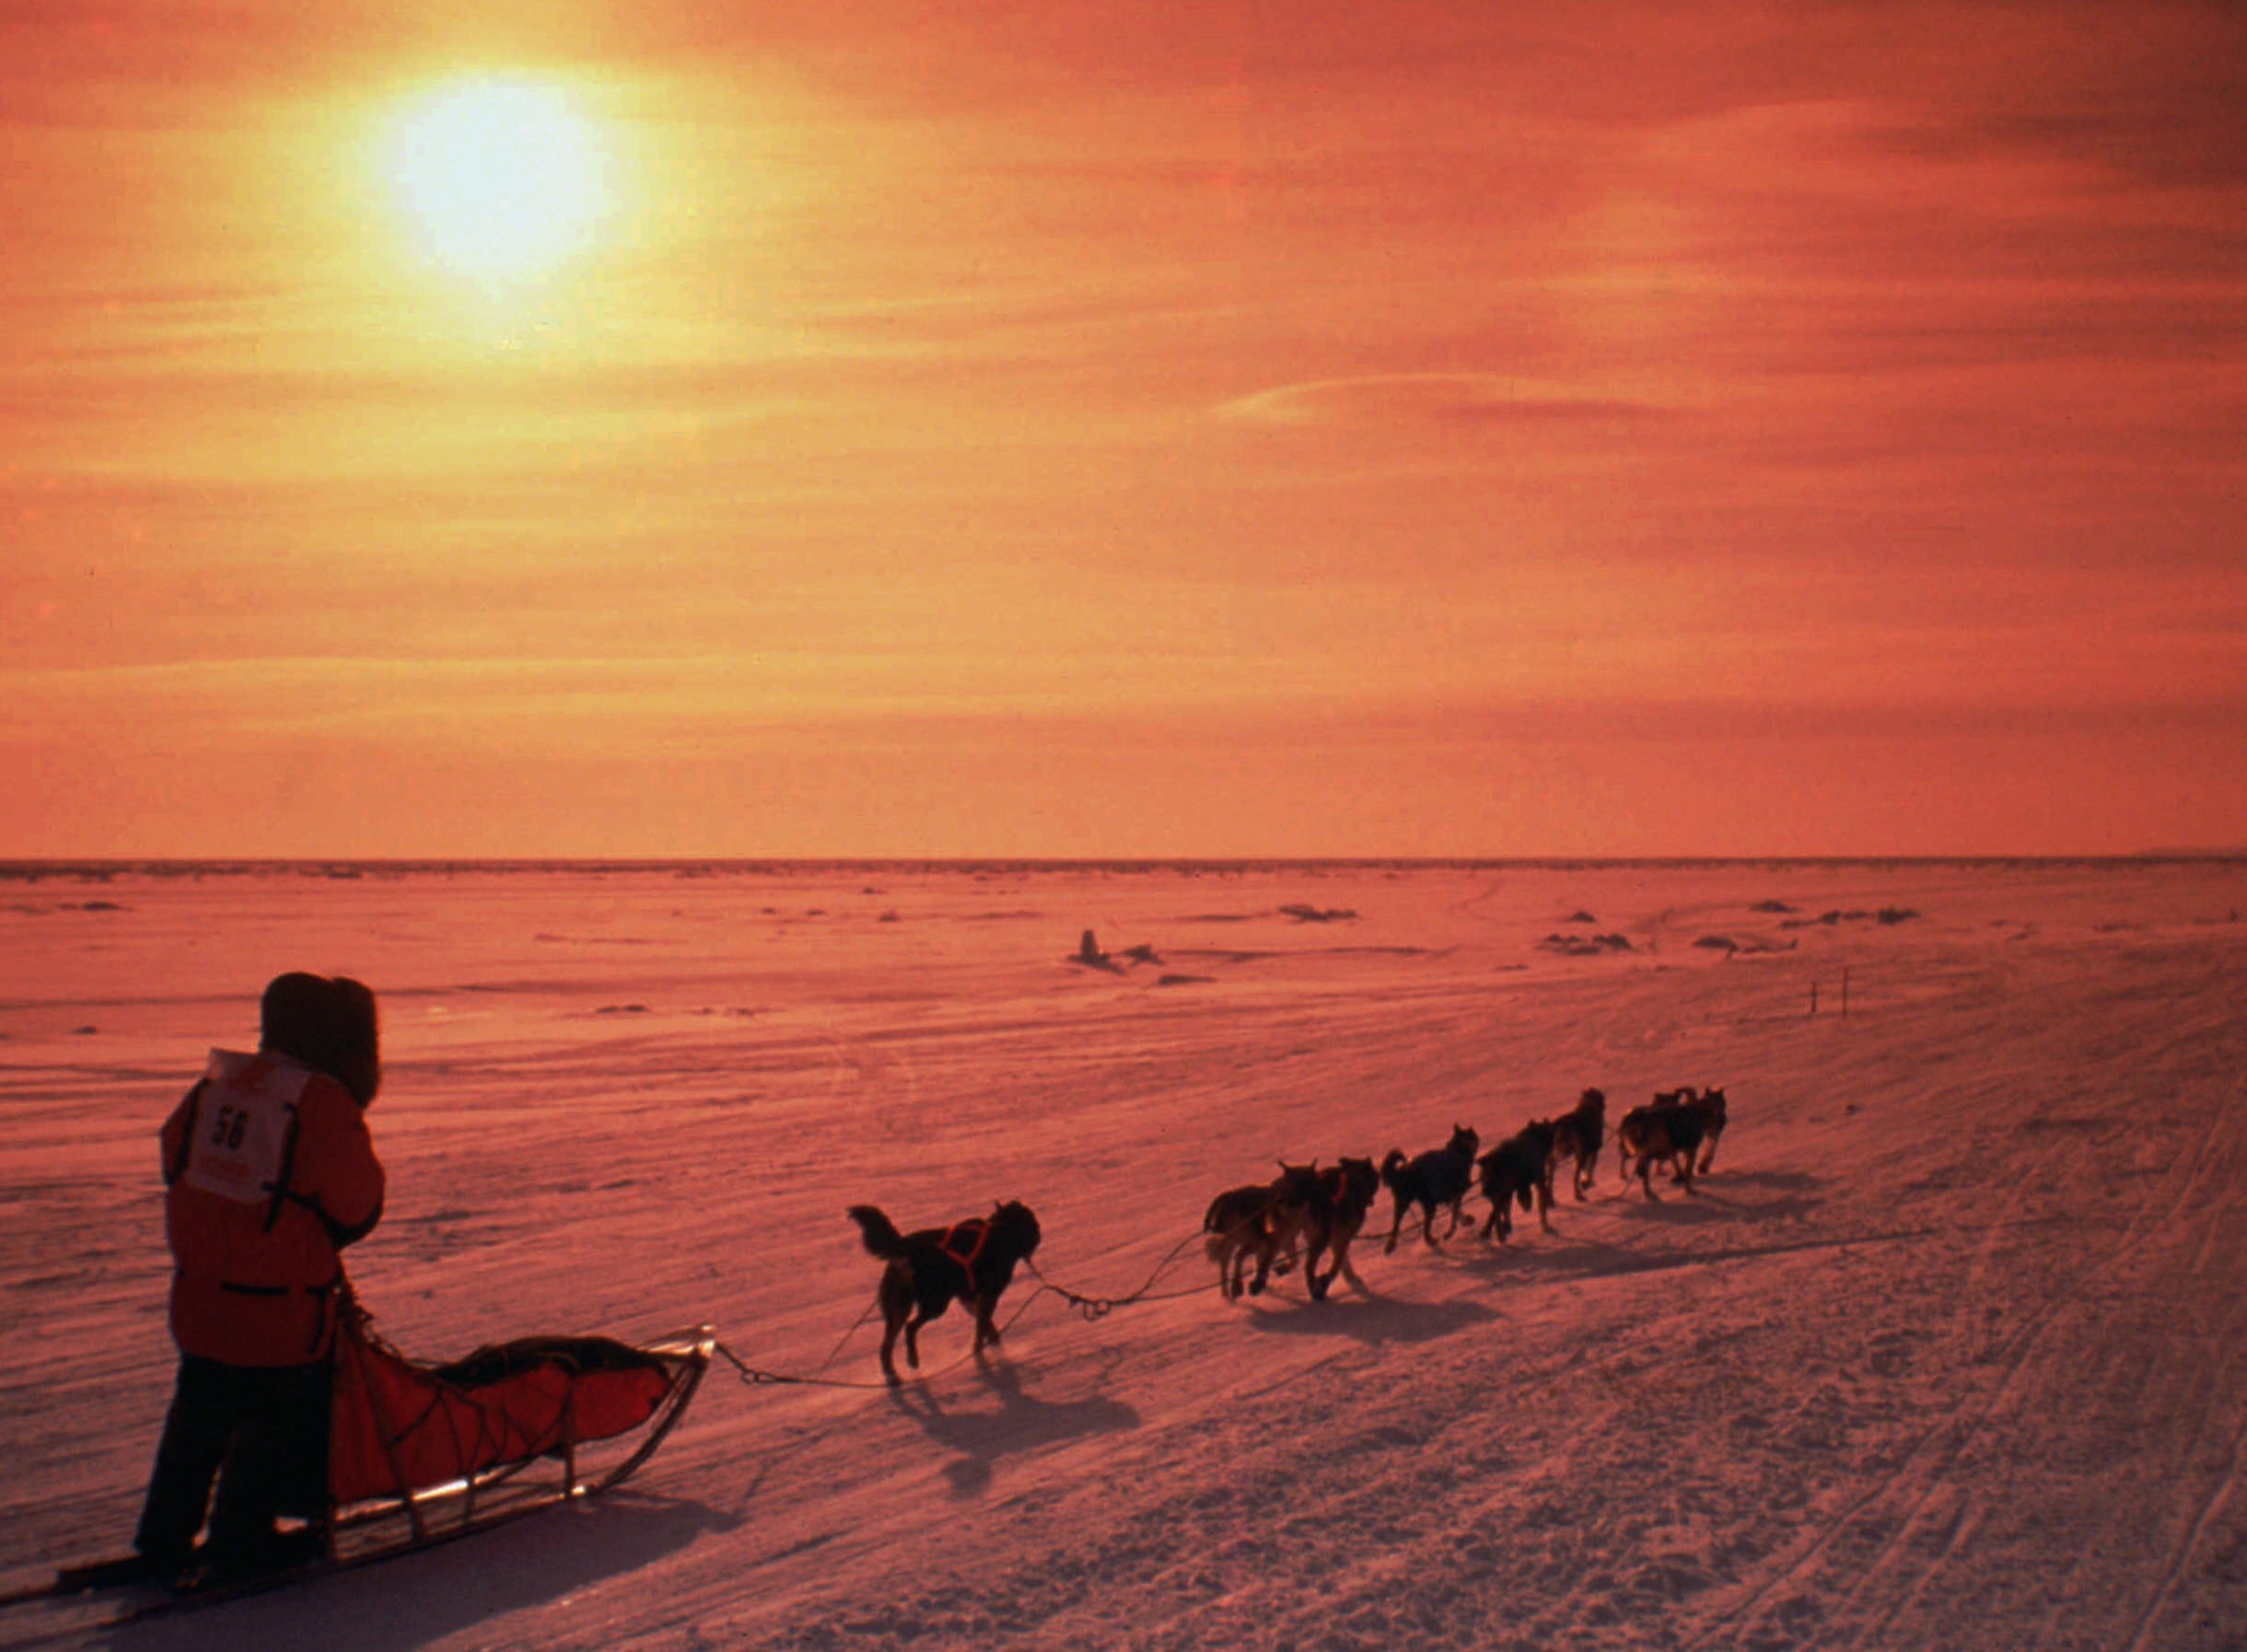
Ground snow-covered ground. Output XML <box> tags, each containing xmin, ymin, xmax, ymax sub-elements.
<box><xmin>2</xmin><ymin>859</ymin><xmax>2242</xmax><ymax>1651</ymax></box>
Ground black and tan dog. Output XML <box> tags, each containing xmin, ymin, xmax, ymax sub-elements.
<box><xmin>1204</xmin><ymin>1162</ymin><xmax>1322</xmax><ymax>1300</ymax></box>
<box><xmin>1643</xmin><ymin>1085</ymin><xmax>1730</xmax><ymax>1175</ymax></box>
<box><xmin>1477</xmin><ymin>1119</ymin><xmax>1558</xmax><ymax>1243</ymax></box>
<box><xmin>846</xmin><ymin>1200</ymin><xmax>1042</xmax><ymax>1383</ymax></box>
<box><xmin>1545</xmin><ymin>1087</ymin><xmax>1607</xmax><ymax>1202</ymax></box>
<box><xmin>1380</xmin><ymin>1123</ymin><xmax>1480</xmax><ymax>1252</ymax></box>
<box><xmin>1615</xmin><ymin>1100</ymin><xmax>1708</xmax><ymax>1200</ymax></box>
<box><xmin>1301</xmin><ymin>1157</ymin><xmax>1381</xmax><ymax>1300</ymax></box>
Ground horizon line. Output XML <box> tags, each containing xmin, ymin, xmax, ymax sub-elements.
<box><xmin>6</xmin><ymin>851</ymin><xmax>2243</xmax><ymax>876</ymax></box>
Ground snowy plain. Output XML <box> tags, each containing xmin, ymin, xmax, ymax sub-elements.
<box><xmin>0</xmin><ymin>858</ymin><xmax>2242</xmax><ymax>1652</ymax></box>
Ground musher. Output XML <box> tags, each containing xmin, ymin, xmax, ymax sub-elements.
<box><xmin>133</xmin><ymin>972</ymin><xmax>386</xmax><ymax>1585</ymax></box>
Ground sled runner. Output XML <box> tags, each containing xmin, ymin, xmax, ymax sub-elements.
<box><xmin>3</xmin><ymin>1297</ymin><xmax>713</xmax><ymax>1620</ymax></box>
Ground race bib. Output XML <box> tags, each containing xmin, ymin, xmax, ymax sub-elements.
<box><xmin>178</xmin><ymin>1050</ymin><xmax>311</xmax><ymax>1206</ymax></box>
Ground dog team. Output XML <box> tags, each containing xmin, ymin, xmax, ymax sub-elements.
<box><xmin>844</xmin><ymin>1085</ymin><xmax>1729</xmax><ymax>1383</ymax></box>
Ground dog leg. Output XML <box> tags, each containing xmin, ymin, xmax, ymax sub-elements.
<box><xmin>904</xmin><ymin>1313</ymin><xmax>931</xmax><ymax>1369</ymax></box>
<box><xmin>1383</xmin><ymin>1200</ymin><xmax>1406</xmax><ymax>1256</ymax></box>
<box><xmin>878</xmin><ymin>1317</ymin><xmax>904</xmax><ymax>1385</ymax></box>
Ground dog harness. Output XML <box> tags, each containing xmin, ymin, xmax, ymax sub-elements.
<box><xmin>936</xmin><ymin>1219</ymin><xmax>991</xmax><ymax>1276</ymax></box>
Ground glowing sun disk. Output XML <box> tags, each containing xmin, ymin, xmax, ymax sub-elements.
<box><xmin>383</xmin><ymin>79</ymin><xmax>614</xmax><ymax>285</ymax></box>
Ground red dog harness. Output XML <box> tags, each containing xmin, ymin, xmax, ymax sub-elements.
<box><xmin>936</xmin><ymin>1219</ymin><xmax>990</xmax><ymax>1277</ymax></box>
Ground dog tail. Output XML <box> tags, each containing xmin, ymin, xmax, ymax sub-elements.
<box><xmin>847</xmin><ymin>1204</ymin><xmax>906</xmax><ymax>1260</ymax></box>
<box><xmin>1379</xmin><ymin>1147</ymin><xmax>1407</xmax><ymax>1192</ymax></box>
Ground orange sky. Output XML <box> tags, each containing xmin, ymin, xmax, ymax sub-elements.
<box><xmin>4</xmin><ymin>1</ymin><xmax>2243</xmax><ymax>857</ymax></box>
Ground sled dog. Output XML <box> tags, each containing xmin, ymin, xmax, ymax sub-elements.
<box><xmin>1380</xmin><ymin>1123</ymin><xmax>1480</xmax><ymax>1253</ymax></box>
<box><xmin>1545</xmin><ymin>1087</ymin><xmax>1607</xmax><ymax>1201</ymax></box>
<box><xmin>1204</xmin><ymin>1163</ymin><xmax>1322</xmax><ymax>1300</ymax></box>
<box><xmin>1476</xmin><ymin>1119</ymin><xmax>1557</xmax><ymax>1243</ymax></box>
<box><xmin>1614</xmin><ymin>1102</ymin><xmax>1707</xmax><ymax>1200</ymax></box>
<box><xmin>1687</xmin><ymin>1086</ymin><xmax>1729</xmax><ymax>1171</ymax></box>
<box><xmin>1302</xmin><ymin>1157</ymin><xmax>1381</xmax><ymax>1300</ymax></box>
<box><xmin>846</xmin><ymin>1200</ymin><xmax>1042</xmax><ymax>1384</ymax></box>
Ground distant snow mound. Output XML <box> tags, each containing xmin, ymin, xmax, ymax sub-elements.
<box><xmin>1780</xmin><ymin>907</ymin><xmax>1921</xmax><ymax>929</ymax></box>
<box><xmin>1539</xmin><ymin>932</ymin><xmax>1634</xmax><ymax>957</ymax></box>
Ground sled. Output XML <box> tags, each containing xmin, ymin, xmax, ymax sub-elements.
<box><xmin>324</xmin><ymin>1297</ymin><xmax>714</xmax><ymax>1549</ymax></box>
<box><xmin>2</xmin><ymin>1298</ymin><xmax>713</xmax><ymax>1619</ymax></box>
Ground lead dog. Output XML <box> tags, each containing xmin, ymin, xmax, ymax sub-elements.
<box><xmin>1615</xmin><ymin>1101</ymin><xmax>1707</xmax><ymax>1200</ymax></box>
<box><xmin>1645</xmin><ymin>1086</ymin><xmax>1730</xmax><ymax>1175</ymax></box>
<box><xmin>1204</xmin><ymin>1163</ymin><xmax>1323</xmax><ymax>1300</ymax></box>
<box><xmin>1380</xmin><ymin>1123</ymin><xmax>1479</xmax><ymax>1252</ymax></box>
<box><xmin>846</xmin><ymin>1200</ymin><xmax>1042</xmax><ymax>1384</ymax></box>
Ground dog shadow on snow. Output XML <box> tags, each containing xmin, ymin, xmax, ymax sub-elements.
<box><xmin>1238</xmin><ymin>1289</ymin><xmax>1497</xmax><ymax>1346</ymax></box>
<box><xmin>1462</xmin><ymin>1169</ymin><xmax>1863</xmax><ymax>1287</ymax></box>
<box><xmin>888</xmin><ymin>1357</ymin><xmax>1139</xmax><ymax>1497</ymax></box>
<box><xmin>1601</xmin><ymin>1167</ymin><xmax>1822</xmax><ymax>1227</ymax></box>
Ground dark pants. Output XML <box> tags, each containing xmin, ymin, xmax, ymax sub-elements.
<box><xmin>135</xmin><ymin>1355</ymin><xmax>332</xmax><ymax>1574</ymax></box>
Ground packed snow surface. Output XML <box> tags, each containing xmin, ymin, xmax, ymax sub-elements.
<box><xmin>1</xmin><ymin>859</ymin><xmax>2242</xmax><ymax>1650</ymax></box>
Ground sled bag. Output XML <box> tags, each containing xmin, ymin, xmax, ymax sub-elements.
<box><xmin>328</xmin><ymin>1316</ymin><xmax>676</xmax><ymax>1504</ymax></box>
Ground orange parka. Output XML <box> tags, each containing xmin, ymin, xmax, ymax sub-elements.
<box><xmin>159</xmin><ymin>1049</ymin><xmax>385</xmax><ymax>1367</ymax></box>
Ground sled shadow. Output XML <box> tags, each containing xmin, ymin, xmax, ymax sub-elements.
<box><xmin>107</xmin><ymin>1491</ymin><xmax>736</xmax><ymax>1652</ymax></box>
<box><xmin>1240</xmin><ymin>1292</ymin><xmax>1496</xmax><ymax>1345</ymax></box>
<box><xmin>888</xmin><ymin>1360</ymin><xmax>1139</xmax><ymax>1498</ymax></box>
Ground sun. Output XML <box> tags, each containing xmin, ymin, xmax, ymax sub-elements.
<box><xmin>381</xmin><ymin>78</ymin><xmax>616</xmax><ymax>288</ymax></box>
